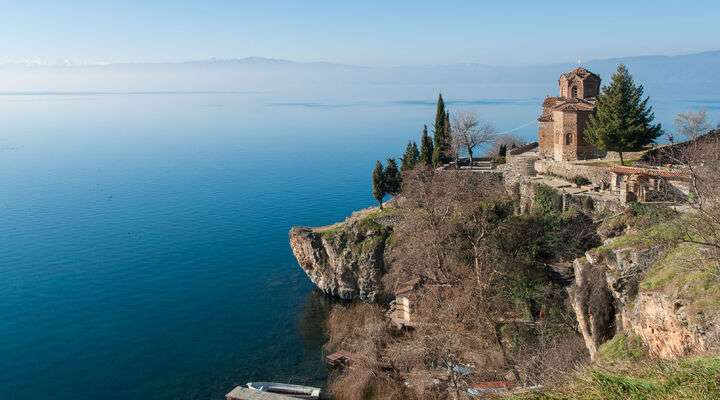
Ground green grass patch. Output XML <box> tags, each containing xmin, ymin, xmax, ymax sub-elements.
<box><xmin>598</xmin><ymin>333</ymin><xmax>647</xmax><ymax>362</ymax></box>
<box><xmin>639</xmin><ymin>241</ymin><xmax>720</xmax><ymax>323</ymax></box>
<box><xmin>600</xmin><ymin>220</ymin><xmax>684</xmax><ymax>252</ymax></box>
<box><xmin>316</xmin><ymin>223</ymin><xmax>344</xmax><ymax>237</ymax></box>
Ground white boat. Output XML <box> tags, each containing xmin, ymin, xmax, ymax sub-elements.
<box><xmin>246</xmin><ymin>382</ymin><xmax>321</xmax><ymax>399</ymax></box>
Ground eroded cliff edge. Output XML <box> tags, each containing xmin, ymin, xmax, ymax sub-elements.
<box><xmin>290</xmin><ymin>172</ymin><xmax>720</xmax><ymax>366</ymax></box>
<box><xmin>289</xmin><ymin>208</ymin><xmax>394</xmax><ymax>302</ymax></box>
<box><xmin>570</xmin><ymin>219</ymin><xmax>720</xmax><ymax>360</ymax></box>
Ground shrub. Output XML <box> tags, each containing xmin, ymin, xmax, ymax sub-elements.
<box><xmin>626</xmin><ymin>203</ymin><xmax>678</xmax><ymax>229</ymax></box>
<box><xmin>492</xmin><ymin>155</ymin><xmax>507</xmax><ymax>165</ymax></box>
<box><xmin>534</xmin><ymin>184</ymin><xmax>563</xmax><ymax>215</ymax></box>
<box><xmin>573</xmin><ymin>175</ymin><xmax>592</xmax><ymax>187</ymax></box>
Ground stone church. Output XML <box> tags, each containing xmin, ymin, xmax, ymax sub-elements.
<box><xmin>538</xmin><ymin>67</ymin><xmax>605</xmax><ymax>161</ymax></box>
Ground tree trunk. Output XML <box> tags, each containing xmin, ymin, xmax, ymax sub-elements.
<box><xmin>472</xmin><ymin>245</ymin><xmax>482</xmax><ymax>287</ymax></box>
<box><xmin>467</xmin><ymin>146</ymin><xmax>474</xmax><ymax>167</ymax></box>
<box><xmin>494</xmin><ymin>323</ymin><xmax>522</xmax><ymax>383</ymax></box>
<box><xmin>619</xmin><ymin>151</ymin><xmax>625</xmax><ymax>166</ymax></box>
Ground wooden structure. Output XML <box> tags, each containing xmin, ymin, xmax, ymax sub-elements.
<box><xmin>325</xmin><ymin>350</ymin><xmax>355</xmax><ymax>367</ymax></box>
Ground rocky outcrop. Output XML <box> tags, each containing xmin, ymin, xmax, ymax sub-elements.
<box><xmin>569</xmin><ymin>237</ymin><xmax>720</xmax><ymax>360</ymax></box>
<box><xmin>628</xmin><ymin>291</ymin><xmax>710</xmax><ymax>359</ymax></box>
<box><xmin>568</xmin><ymin>257</ymin><xmax>615</xmax><ymax>360</ymax></box>
<box><xmin>289</xmin><ymin>213</ymin><xmax>392</xmax><ymax>302</ymax></box>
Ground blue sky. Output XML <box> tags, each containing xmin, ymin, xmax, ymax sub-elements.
<box><xmin>1</xmin><ymin>0</ymin><xmax>717</xmax><ymax>66</ymax></box>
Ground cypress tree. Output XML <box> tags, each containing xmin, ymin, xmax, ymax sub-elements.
<box><xmin>418</xmin><ymin>125</ymin><xmax>434</xmax><ymax>166</ymax></box>
<box><xmin>371</xmin><ymin>160</ymin><xmax>386</xmax><ymax>209</ymax></box>
<box><xmin>498</xmin><ymin>143</ymin><xmax>508</xmax><ymax>157</ymax></box>
<box><xmin>384</xmin><ymin>158</ymin><xmax>402</xmax><ymax>196</ymax></box>
<box><xmin>585</xmin><ymin>64</ymin><xmax>662</xmax><ymax>165</ymax></box>
<box><xmin>401</xmin><ymin>141</ymin><xmax>420</xmax><ymax>172</ymax></box>
<box><xmin>433</xmin><ymin>93</ymin><xmax>446</xmax><ymax>141</ymax></box>
<box><xmin>432</xmin><ymin>93</ymin><xmax>451</xmax><ymax>166</ymax></box>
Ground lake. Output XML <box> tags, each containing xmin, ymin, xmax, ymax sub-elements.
<box><xmin>0</xmin><ymin>87</ymin><xmax>717</xmax><ymax>400</ymax></box>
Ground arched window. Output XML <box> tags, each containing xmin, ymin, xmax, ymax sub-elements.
<box><xmin>570</xmin><ymin>85</ymin><xmax>578</xmax><ymax>98</ymax></box>
<box><xmin>565</xmin><ymin>133</ymin><xmax>573</xmax><ymax>145</ymax></box>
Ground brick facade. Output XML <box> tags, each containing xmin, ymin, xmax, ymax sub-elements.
<box><xmin>538</xmin><ymin>68</ymin><xmax>605</xmax><ymax>161</ymax></box>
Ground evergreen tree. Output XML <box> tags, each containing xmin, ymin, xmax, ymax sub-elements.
<box><xmin>418</xmin><ymin>125</ymin><xmax>434</xmax><ymax>166</ymax></box>
<box><xmin>371</xmin><ymin>160</ymin><xmax>386</xmax><ymax>209</ymax></box>
<box><xmin>585</xmin><ymin>64</ymin><xmax>662</xmax><ymax>165</ymax></box>
<box><xmin>432</xmin><ymin>93</ymin><xmax>451</xmax><ymax>166</ymax></box>
<box><xmin>401</xmin><ymin>141</ymin><xmax>420</xmax><ymax>172</ymax></box>
<box><xmin>498</xmin><ymin>143</ymin><xmax>508</xmax><ymax>157</ymax></box>
<box><xmin>384</xmin><ymin>158</ymin><xmax>402</xmax><ymax>196</ymax></box>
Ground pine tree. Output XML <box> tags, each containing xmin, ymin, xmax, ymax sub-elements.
<box><xmin>371</xmin><ymin>160</ymin><xmax>386</xmax><ymax>209</ymax></box>
<box><xmin>401</xmin><ymin>141</ymin><xmax>420</xmax><ymax>172</ymax></box>
<box><xmin>384</xmin><ymin>158</ymin><xmax>402</xmax><ymax>196</ymax></box>
<box><xmin>585</xmin><ymin>64</ymin><xmax>662</xmax><ymax>165</ymax></box>
<box><xmin>432</xmin><ymin>93</ymin><xmax>451</xmax><ymax>166</ymax></box>
<box><xmin>418</xmin><ymin>125</ymin><xmax>434</xmax><ymax>166</ymax></box>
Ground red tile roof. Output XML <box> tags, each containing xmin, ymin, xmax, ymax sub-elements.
<box><xmin>561</xmin><ymin>67</ymin><xmax>600</xmax><ymax>81</ymax></box>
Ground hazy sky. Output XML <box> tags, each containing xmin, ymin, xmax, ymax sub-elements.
<box><xmin>2</xmin><ymin>0</ymin><xmax>717</xmax><ymax>66</ymax></box>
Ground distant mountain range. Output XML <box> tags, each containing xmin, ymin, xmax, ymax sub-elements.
<box><xmin>1</xmin><ymin>51</ymin><xmax>719</xmax><ymax>97</ymax></box>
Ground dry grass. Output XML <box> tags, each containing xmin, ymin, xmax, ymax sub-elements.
<box><xmin>507</xmin><ymin>356</ymin><xmax>720</xmax><ymax>400</ymax></box>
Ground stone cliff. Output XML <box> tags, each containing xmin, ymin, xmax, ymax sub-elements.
<box><xmin>290</xmin><ymin>171</ymin><xmax>718</xmax><ymax>368</ymax></box>
<box><xmin>569</xmin><ymin>224</ymin><xmax>720</xmax><ymax>360</ymax></box>
<box><xmin>289</xmin><ymin>209</ymin><xmax>393</xmax><ymax>302</ymax></box>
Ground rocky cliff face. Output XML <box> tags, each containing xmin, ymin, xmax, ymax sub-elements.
<box><xmin>569</xmin><ymin>235</ymin><xmax>720</xmax><ymax>360</ymax></box>
<box><xmin>289</xmin><ymin>212</ymin><xmax>392</xmax><ymax>302</ymax></box>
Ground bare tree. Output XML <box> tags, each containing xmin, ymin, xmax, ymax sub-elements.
<box><xmin>490</xmin><ymin>133</ymin><xmax>527</xmax><ymax>156</ymax></box>
<box><xmin>679</xmin><ymin>134</ymin><xmax>720</xmax><ymax>261</ymax></box>
<box><xmin>451</xmin><ymin>111</ymin><xmax>497</xmax><ymax>167</ymax></box>
<box><xmin>325</xmin><ymin>170</ymin><xmax>599</xmax><ymax>399</ymax></box>
<box><xmin>673</xmin><ymin>110</ymin><xmax>712</xmax><ymax>142</ymax></box>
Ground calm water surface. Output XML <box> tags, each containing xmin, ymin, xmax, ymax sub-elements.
<box><xmin>0</xmin><ymin>88</ymin><xmax>717</xmax><ymax>400</ymax></box>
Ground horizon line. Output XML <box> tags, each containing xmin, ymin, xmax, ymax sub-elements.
<box><xmin>2</xmin><ymin>49</ymin><xmax>718</xmax><ymax>70</ymax></box>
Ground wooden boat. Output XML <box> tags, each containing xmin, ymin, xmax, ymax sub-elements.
<box><xmin>246</xmin><ymin>382</ymin><xmax>321</xmax><ymax>399</ymax></box>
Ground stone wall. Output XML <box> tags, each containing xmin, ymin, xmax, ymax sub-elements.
<box><xmin>535</xmin><ymin>158</ymin><xmax>613</xmax><ymax>188</ymax></box>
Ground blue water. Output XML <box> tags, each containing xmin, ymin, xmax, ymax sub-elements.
<box><xmin>0</xmin><ymin>89</ymin><xmax>717</xmax><ymax>400</ymax></box>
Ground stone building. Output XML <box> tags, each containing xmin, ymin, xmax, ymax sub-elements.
<box><xmin>538</xmin><ymin>67</ymin><xmax>604</xmax><ymax>161</ymax></box>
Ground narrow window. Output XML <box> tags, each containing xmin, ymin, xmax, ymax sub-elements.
<box><xmin>565</xmin><ymin>133</ymin><xmax>573</xmax><ymax>145</ymax></box>
<box><xmin>570</xmin><ymin>86</ymin><xmax>578</xmax><ymax>98</ymax></box>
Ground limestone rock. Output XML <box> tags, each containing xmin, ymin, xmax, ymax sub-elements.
<box><xmin>289</xmin><ymin>216</ymin><xmax>391</xmax><ymax>302</ymax></box>
<box><xmin>569</xmin><ymin>240</ymin><xmax>720</xmax><ymax>359</ymax></box>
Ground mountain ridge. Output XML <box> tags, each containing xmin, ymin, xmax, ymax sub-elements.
<box><xmin>3</xmin><ymin>50</ymin><xmax>718</xmax><ymax>69</ymax></box>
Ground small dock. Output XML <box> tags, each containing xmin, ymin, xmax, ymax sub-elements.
<box><xmin>226</xmin><ymin>387</ymin><xmax>296</xmax><ymax>400</ymax></box>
